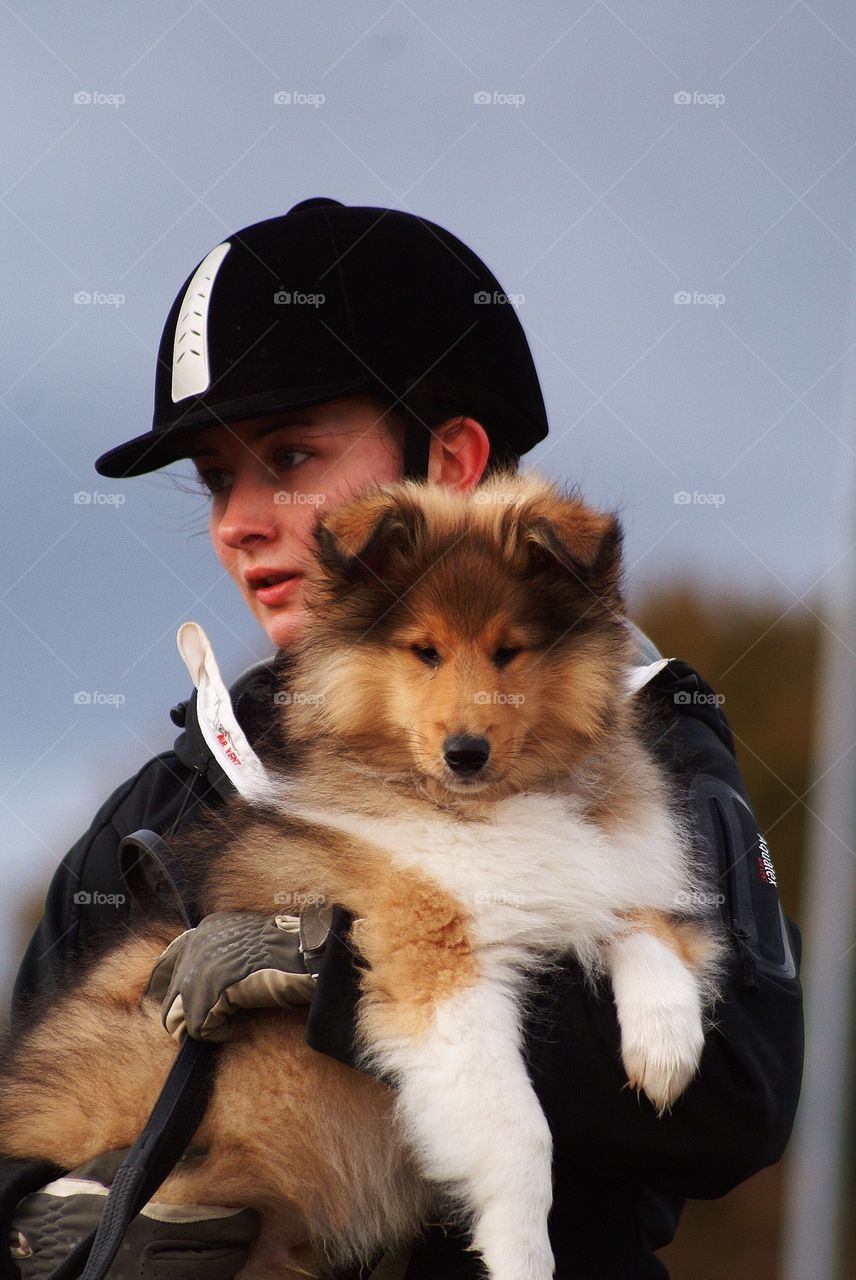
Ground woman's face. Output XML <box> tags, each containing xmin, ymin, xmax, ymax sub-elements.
<box><xmin>193</xmin><ymin>396</ymin><xmax>405</xmax><ymax>649</ymax></box>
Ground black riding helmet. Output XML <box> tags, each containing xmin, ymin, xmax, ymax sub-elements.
<box><xmin>94</xmin><ymin>197</ymin><xmax>549</xmax><ymax>481</ymax></box>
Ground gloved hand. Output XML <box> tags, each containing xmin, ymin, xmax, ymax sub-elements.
<box><xmin>146</xmin><ymin>908</ymin><xmax>333</xmax><ymax>1043</ymax></box>
<box><xmin>8</xmin><ymin>1148</ymin><xmax>259</xmax><ymax>1280</ymax></box>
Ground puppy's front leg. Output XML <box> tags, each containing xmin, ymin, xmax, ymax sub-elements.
<box><xmin>607</xmin><ymin>913</ymin><xmax>716</xmax><ymax>1114</ymax></box>
<box><xmin>360</xmin><ymin>960</ymin><xmax>555</xmax><ymax>1280</ymax></box>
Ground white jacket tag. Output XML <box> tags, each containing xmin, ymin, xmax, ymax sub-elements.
<box><xmin>176</xmin><ymin>622</ymin><xmax>271</xmax><ymax>799</ymax></box>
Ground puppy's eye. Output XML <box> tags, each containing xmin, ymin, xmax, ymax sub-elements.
<box><xmin>412</xmin><ymin>645</ymin><xmax>441</xmax><ymax>668</ymax></box>
<box><xmin>493</xmin><ymin>647</ymin><xmax>521</xmax><ymax>669</ymax></box>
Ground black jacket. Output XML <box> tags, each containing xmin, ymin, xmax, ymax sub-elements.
<box><xmin>3</xmin><ymin>654</ymin><xmax>804</xmax><ymax>1280</ymax></box>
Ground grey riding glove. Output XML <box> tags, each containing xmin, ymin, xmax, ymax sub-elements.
<box><xmin>146</xmin><ymin>908</ymin><xmax>333</xmax><ymax>1043</ymax></box>
<box><xmin>9</xmin><ymin>1148</ymin><xmax>259</xmax><ymax>1280</ymax></box>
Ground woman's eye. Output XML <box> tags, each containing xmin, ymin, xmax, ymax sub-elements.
<box><xmin>412</xmin><ymin>645</ymin><xmax>441</xmax><ymax>668</ymax></box>
<box><xmin>493</xmin><ymin>647</ymin><xmax>521</xmax><ymax>669</ymax></box>
<box><xmin>195</xmin><ymin>447</ymin><xmax>311</xmax><ymax>497</ymax></box>
<box><xmin>273</xmin><ymin>447</ymin><xmax>311</xmax><ymax>470</ymax></box>
<box><xmin>197</xmin><ymin>468</ymin><xmax>230</xmax><ymax>495</ymax></box>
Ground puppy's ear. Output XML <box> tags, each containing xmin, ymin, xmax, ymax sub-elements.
<box><xmin>314</xmin><ymin>489</ymin><xmax>425</xmax><ymax>581</ymax></box>
<box><xmin>520</xmin><ymin>499</ymin><xmax>623</xmax><ymax>598</ymax></box>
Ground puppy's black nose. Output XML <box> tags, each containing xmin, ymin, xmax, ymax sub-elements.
<box><xmin>443</xmin><ymin>734</ymin><xmax>491</xmax><ymax>774</ymax></box>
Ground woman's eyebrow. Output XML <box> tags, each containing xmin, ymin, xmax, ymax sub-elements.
<box><xmin>191</xmin><ymin>419</ymin><xmax>321</xmax><ymax>460</ymax></box>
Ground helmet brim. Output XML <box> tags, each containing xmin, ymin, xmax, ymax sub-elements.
<box><xmin>94</xmin><ymin>380</ymin><xmax>376</xmax><ymax>477</ymax></box>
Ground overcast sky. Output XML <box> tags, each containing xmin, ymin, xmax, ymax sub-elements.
<box><xmin>2</xmin><ymin>0</ymin><xmax>854</xmax><ymax>997</ymax></box>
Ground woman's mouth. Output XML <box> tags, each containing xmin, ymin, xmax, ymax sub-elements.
<box><xmin>253</xmin><ymin>574</ymin><xmax>303</xmax><ymax>607</ymax></box>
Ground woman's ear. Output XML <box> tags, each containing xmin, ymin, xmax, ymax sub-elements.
<box><xmin>428</xmin><ymin>416</ymin><xmax>491</xmax><ymax>490</ymax></box>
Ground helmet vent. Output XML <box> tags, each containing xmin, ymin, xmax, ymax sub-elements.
<box><xmin>171</xmin><ymin>241</ymin><xmax>231</xmax><ymax>402</ymax></box>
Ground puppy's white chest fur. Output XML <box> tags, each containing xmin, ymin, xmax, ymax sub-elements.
<box><xmin>279</xmin><ymin>789</ymin><xmax>693</xmax><ymax>962</ymax></box>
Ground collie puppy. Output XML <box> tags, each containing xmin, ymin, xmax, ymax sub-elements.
<box><xmin>0</xmin><ymin>473</ymin><xmax>725</xmax><ymax>1280</ymax></box>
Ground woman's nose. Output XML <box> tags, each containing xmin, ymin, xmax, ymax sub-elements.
<box><xmin>214</xmin><ymin>475</ymin><xmax>279</xmax><ymax>550</ymax></box>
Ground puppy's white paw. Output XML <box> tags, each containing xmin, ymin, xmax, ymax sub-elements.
<box><xmin>609</xmin><ymin>930</ymin><xmax>707</xmax><ymax>1114</ymax></box>
<box><xmin>620</xmin><ymin>1001</ymin><xmax>705</xmax><ymax>1113</ymax></box>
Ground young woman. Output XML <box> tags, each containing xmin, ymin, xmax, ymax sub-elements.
<box><xmin>3</xmin><ymin>200</ymin><xmax>803</xmax><ymax>1280</ymax></box>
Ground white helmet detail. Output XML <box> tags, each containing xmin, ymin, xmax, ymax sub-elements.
<box><xmin>171</xmin><ymin>241</ymin><xmax>231</xmax><ymax>403</ymax></box>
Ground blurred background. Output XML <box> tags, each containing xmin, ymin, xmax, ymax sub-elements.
<box><xmin>1</xmin><ymin>3</ymin><xmax>854</xmax><ymax>1276</ymax></box>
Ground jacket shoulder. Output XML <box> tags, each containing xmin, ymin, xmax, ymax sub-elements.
<box><xmin>12</xmin><ymin>653</ymin><xmax>280</xmax><ymax>1022</ymax></box>
<box><xmin>10</xmin><ymin>749</ymin><xmax>215</xmax><ymax>1025</ymax></box>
